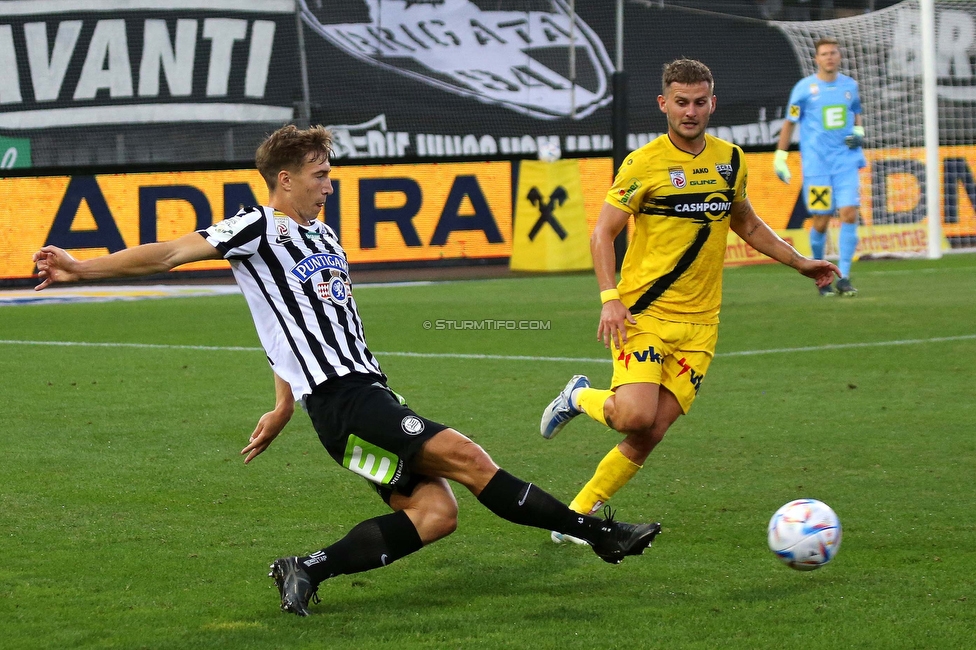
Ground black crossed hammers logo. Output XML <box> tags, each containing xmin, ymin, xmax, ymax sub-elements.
<box><xmin>810</xmin><ymin>187</ymin><xmax>831</xmax><ymax>209</ymax></box>
<box><xmin>527</xmin><ymin>186</ymin><xmax>568</xmax><ymax>241</ymax></box>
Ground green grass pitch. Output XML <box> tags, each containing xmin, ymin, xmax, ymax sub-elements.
<box><xmin>2</xmin><ymin>255</ymin><xmax>975</xmax><ymax>649</ymax></box>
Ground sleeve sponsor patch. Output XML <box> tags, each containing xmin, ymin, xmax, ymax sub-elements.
<box><xmin>208</xmin><ymin>214</ymin><xmax>246</xmax><ymax>240</ymax></box>
<box><xmin>617</xmin><ymin>178</ymin><xmax>642</xmax><ymax>205</ymax></box>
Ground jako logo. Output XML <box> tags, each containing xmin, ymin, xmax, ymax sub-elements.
<box><xmin>299</xmin><ymin>0</ymin><xmax>613</xmax><ymax>119</ymax></box>
<box><xmin>618</xmin><ymin>345</ymin><xmax>663</xmax><ymax>370</ymax></box>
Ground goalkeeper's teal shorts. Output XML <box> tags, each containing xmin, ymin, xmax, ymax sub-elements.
<box><xmin>803</xmin><ymin>171</ymin><xmax>861</xmax><ymax>214</ymax></box>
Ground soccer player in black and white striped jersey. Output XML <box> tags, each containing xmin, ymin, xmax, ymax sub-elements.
<box><xmin>33</xmin><ymin>124</ymin><xmax>662</xmax><ymax>617</ymax></box>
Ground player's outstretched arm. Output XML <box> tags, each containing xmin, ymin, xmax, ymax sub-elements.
<box><xmin>730</xmin><ymin>199</ymin><xmax>839</xmax><ymax>288</ymax></box>
<box><xmin>241</xmin><ymin>372</ymin><xmax>295</xmax><ymax>465</ymax></box>
<box><xmin>591</xmin><ymin>202</ymin><xmax>636</xmax><ymax>349</ymax></box>
<box><xmin>33</xmin><ymin>232</ymin><xmax>222</xmax><ymax>291</ymax></box>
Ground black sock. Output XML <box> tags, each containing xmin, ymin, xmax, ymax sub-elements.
<box><xmin>298</xmin><ymin>510</ymin><xmax>424</xmax><ymax>584</ymax></box>
<box><xmin>476</xmin><ymin>469</ymin><xmax>612</xmax><ymax>543</ymax></box>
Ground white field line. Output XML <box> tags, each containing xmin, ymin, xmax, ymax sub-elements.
<box><xmin>0</xmin><ymin>281</ymin><xmax>438</xmax><ymax>306</ymax></box>
<box><xmin>5</xmin><ymin>264</ymin><xmax>973</xmax><ymax>305</ymax></box>
<box><xmin>0</xmin><ymin>334</ymin><xmax>974</xmax><ymax>361</ymax></box>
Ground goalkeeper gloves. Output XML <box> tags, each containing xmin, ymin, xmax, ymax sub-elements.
<box><xmin>773</xmin><ymin>149</ymin><xmax>791</xmax><ymax>184</ymax></box>
<box><xmin>844</xmin><ymin>125</ymin><xmax>865</xmax><ymax>149</ymax></box>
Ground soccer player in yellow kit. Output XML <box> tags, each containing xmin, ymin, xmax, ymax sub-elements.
<box><xmin>539</xmin><ymin>59</ymin><xmax>840</xmax><ymax>544</ymax></box>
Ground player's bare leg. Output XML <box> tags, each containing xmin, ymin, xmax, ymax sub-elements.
<box><xmin>548</xmin><ymin>384</ymin><xmax>680</xmax><ymax>545</ymax></box>
<box><xmin>391</xmin><ymin>477</ymin><xmax>459</xmax><ymax>544</ymax></box>
<box><xmin>605</xmin><ymin>384</ymin><xmax>684</xmax><ymax>465</ymax></box>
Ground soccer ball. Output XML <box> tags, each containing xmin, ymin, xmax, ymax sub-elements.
<box><xmin>767</xmin><ymin>499</ymin><xmax>842</xmax><ymax>571</ymax></box>
<box><xmin>537</xmin><ymin>140</ymin><xmax>561</xmax><ymax>163</ymax></box>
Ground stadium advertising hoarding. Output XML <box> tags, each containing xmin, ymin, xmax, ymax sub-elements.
<box><xmin>729</xmin><ymin>146</ymin><xmax>973</xmax><ymax>261</ymax></box>
<box><xmin>330</xmin><ymin>161</ymin><xmax>512</xmax><ymax>264</ymax></box>
<box><xmin>752</xmin><ymin>146</ymin><xmax>976</xmax><ymax>235</ymax></box>
<box><xmin>0</xmin><ymin>161</ymin><xmax>512</xmax><ymax>281</ymax></box>
<box><xmin>2</xmin><ymin>146</ymin><xmax>974</xmax><ymax>281</ymax></box>
<box><xmin>0</xmin><ymin>135</ymin><xmax>30</xmax><ymax>168</ymax></box>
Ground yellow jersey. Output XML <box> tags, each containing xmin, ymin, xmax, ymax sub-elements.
<box><xmin>606</xmin><ymin>133</ymin><xmax>748</xmax><ymax>324</ymax></box>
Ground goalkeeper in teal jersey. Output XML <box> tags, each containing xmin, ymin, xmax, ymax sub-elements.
<box><xmin>775</xmin><ymin>37</ymin><xmax>865</xmax><ymax>297</ymax></box>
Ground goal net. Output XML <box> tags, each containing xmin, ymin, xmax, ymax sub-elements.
<box><xmin>774</xmin><ymin>0</ymin><xmax>976</xmax><ymax>255</ymax></box>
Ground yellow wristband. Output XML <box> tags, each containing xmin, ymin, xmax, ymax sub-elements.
<box><xmin>600</xmin><ymin>289</ymin><xmax>620</xmax><ymax>304</ymax></box>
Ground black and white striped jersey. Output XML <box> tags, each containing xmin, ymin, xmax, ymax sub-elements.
<box><xmin>198</xmin><ymin>206</ymin><xmax>384</xmax><ymax>398</ymax></box>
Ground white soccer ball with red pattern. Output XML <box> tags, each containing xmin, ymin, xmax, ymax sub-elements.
<box><xmin>767</xmin><ymin>499</ymin><xmax>842</xmax><ymax>571</ymax></box>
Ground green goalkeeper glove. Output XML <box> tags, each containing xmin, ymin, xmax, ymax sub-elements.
<box><xmin>773</xmin><ymin>149</ymin><xmax>791</xmax><ymax>184</ymax></box>
<box><xmin>844</xmin><ymin>125</ymin><xmax>865</xmax><ymax>149</ymax></box>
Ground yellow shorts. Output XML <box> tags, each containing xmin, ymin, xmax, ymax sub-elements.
<box><xmin>610</xmin><ymin>314</ymin><xmax>718</xmax><ymax>414</ymax></box>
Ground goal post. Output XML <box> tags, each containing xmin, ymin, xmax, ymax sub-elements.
<box><xmin>920</xmin><ymin>0</ymin><xmax>941</xmax><ymax>259</ymax></box>
<box><xmin>774</xmin><ymin>0</ymin><xmax>976</xmax><ymax>258</ymax></box>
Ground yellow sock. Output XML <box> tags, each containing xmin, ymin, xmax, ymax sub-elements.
<box><xmin>575</xmin><ymin>387</ymin><xmax>613</xmax><ymax>426</ymax></box>
<box><xmin>568</xmin><ymin>446</ymin><xmax>642</xmax><ymax>515</ymax></box>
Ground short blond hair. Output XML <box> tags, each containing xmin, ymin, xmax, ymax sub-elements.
<box><xmin>255</xmin><ymin>124</ymin><xmax>333</xmax><ymax>191</ymax></box>
<box><xmin>815</xmin><ymin>37</ymin><xmax>840</xmax><ymax>54</ymax></box>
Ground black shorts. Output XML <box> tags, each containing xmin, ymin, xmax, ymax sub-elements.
<box><xmin>303</xmin><ymin>373</ymin><xmax>447</xmax><ymax>502</ymax></box>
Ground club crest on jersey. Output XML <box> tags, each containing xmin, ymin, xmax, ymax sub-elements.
<box><xmin>669</xmin><ymin>167</ymin><xmax>687</xmax><ymax>189</ymax></box>
<box><xmin>715</xmin><ymin>163</ymin><xmax>733</xmax><ymax>183</ymax></box>
<box><xmin>291</xmin><ymin>253</ymin><xmax>348</xmax><ymax>283</ymax></box>
<box><xmin>316</xmin><ymin>275</ymin><xmax>351</xmax><ymax>306</ymax></box>
<box><xmin>401</xmin><ymin>416</ymin><xmax>425</xmax><ymax>436</ymax></box>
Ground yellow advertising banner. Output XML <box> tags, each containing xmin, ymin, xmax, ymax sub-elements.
<box><xmin>0</xmin><ymin>161</ymin><xmax>512</xmax><ymax>280</ymax></box>
<box><xmin>724</xmin><ymin>222</ymin><xmax>949</xmax><ymax>266</ymax></box>
<box><xmin>511</xmin><ymin>160</ymin><xmax>592</xmax><ymax>271</ymax></box>
<box><xmin>725</xmin><ymin>228</ymin><xmax>812</xmax><ymax>266</ymax></box>
<box><xmin>578</xmin><ymin>157</ymin><xmax>614</xmax><ymax>237</ymax></box>
<box><xmin>532</xmin><ymin>147</ymin><xmax>968</xmax><ymax>270</ymax></box>
<box><xmin>824</xmin><ymin>222</ymin><xmax>950</xmax><ymax>258</ymax></box>
<box><xmin>744</xmin><ymin>146</ymin><xmax>976</xmax><ymax>237</ymax></box>
<box><xmin>0</xmin><ymin>170</ymin><xmax>267</xmax><ymax>279</ymax></box>
<box><xmin>4</xmin><ymin>148</ymin><xmax>970</xmax><ymax>281</ymax></box>
<box><xmin>332</xmin><ymin>161</ymin><xmax>511</xmax><ymax>264</ymax></box>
